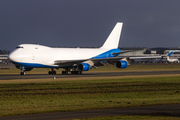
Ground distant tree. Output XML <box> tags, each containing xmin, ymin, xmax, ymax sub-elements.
<box><xmin>0</xmin><ymin>50</ymin><xmax>10</xmax><ymax>54</ymax></box>
<box><xmin>0</xmin><ymin>50</ymin><xmax>3</xmax><ymax>54</ymax></box>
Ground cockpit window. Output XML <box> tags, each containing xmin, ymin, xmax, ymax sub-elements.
<box><xmin>16</xmin><ymin>46</ymin><xmax>24</xmax><ymax>49</ymax></box>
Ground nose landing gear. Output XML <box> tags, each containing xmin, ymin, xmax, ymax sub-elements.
<box><xmin>20</xmin><ymin>71</ymin><xmax>26</xmax><ymax>75</ymax></box>
<box><xmin>19</xmin><ymin>66</ymin><xmax>33</xmax><ymax>75</ymax></box>
<box><xmin>20</xmin><ymin>67</ymin><xmax>26</xmax><ymax>75</ymax></box>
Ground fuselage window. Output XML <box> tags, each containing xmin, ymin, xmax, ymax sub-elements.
<box><xmin>16</xmin><ymin>46</ymin><xmax>24</xmax><ymax>49</ymax></box>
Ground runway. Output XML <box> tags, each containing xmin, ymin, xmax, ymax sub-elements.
<box><xmin>2</xmin><ymin>104</ymin><xmax>180</xmax><ymax>120</ymax></box>
<box><xmin>1</xmin><ymin>70</ymin><xmax>180</xmax><ymax>80</ymax></box>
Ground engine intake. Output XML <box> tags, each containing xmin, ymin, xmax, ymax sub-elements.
<box><xmin>116</xmin><ymin>60</ymin><xmax>128</xmax><ymax>68</ymax></box>
<box><xmin>78</xmin><ymin>63</ymin><xmax>91</xmax><ymax>71</ymax></box>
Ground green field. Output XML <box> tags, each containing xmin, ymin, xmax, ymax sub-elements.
<box><xmin>0</xmin><ymin>64</ymin><xmax>180</xmax><ymax>119</ymax></box>
<box><xmin>0</xmin><ymin>76</ymin><xmax>180</xmax><ymax>117</ymax></box>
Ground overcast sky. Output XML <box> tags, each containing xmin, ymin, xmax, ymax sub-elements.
<box><xmin>0</xmin><ymin>0</ymin><xmax>180</xmax><ymax>51</ymax></box>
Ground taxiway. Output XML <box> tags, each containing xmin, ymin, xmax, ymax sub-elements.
<box><xmin>1</xmin><ymin>70</ymin><xmax>180</xmax><ymax>80</ymax></box>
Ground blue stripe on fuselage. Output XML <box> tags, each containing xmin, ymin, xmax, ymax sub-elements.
<box><xmin>92</xmin><ymin>48</ymin><xmax>121</xmax><ymax>59</ymax></box>
<box><xmin>10</xmin><ymin>61</ymin><xmax>59</xmax><ymax>68</ymax></box>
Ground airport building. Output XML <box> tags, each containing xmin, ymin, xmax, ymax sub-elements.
<box><xmin>0</xmin><ymin>50</ymin><xmax>10</xmax><ymax>64</ymax></box>
<box><xmin>120</xmin><ymin>47</ymin><xmax>180</xmax><ymax>63</ymax></box>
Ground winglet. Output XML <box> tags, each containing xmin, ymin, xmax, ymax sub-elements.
<box><xmin>101</xmin><ymin>22</ymin><xmax>123</xmax><ymax>49</ymax></box>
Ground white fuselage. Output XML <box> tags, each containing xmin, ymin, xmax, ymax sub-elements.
<box><xmin>8</xmin><ymin>44</ymin><xmax>113</xmax><ymax>67</ymax></box>
<box><xmin>167</xmin><ymin>57</ymin><xmax>179</xmax><ymax>63</ymax></box>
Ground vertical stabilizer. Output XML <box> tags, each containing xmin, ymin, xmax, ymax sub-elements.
<box><xmin>167</xmin><ymin>51</ymin><xmax>174</xmax><ymax>60</ymax></box>
<box><xmin>167</xmin><ymin>51</ymin><xmax>174</xmax><ymax>57</ymax></box>
<box><xmin>101</xmin><ymin>22</ymin><xmax>123</xmax><ymax>49</ymax></box>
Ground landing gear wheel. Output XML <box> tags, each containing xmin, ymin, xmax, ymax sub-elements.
<box><xmin>75</xmin><ymin>71</ymin><xmax>78</xmax><ymax>74</ymax></box>
<box><xmin>62</xmin><ymin>68</ymin><xmax>83</xmax><ymax>75</ymax></box>
<box><xmin>71</xmin><ymin>71</ymin><xmax>82</xmax><ymax>75</ymax></box>
<box><xmin>20</xmin><ymin>72</ymin><xmax>26</xmax><ymax>75</ymax></box>
<box><xmin>78</xmin><ymin>71</ymin><xmax>82</xmax><ymax>74</ymax></box>
<box><xmin>62</xmin><ymin>70</ymin><xmax>70</xmax><ymax>75</ymax></box>
<box><xmin>48</xmin><ymin>71</ymin><xmax>56</xmax><ymax>75</ymax></box>
<box><xmin>53</xmin><ymin>71</ymin><xmax>56</xmax><ymax>75</ymax></box>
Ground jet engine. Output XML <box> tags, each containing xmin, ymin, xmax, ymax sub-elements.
<box><xmin>116</xmin><ymin>60</ymin><xmax>128</xmax><ymax>68</ymax></box>
<box><xmin>78</xmin><ymin>63</ymin><xmax>91</xmax><ymax>71</ymax></box>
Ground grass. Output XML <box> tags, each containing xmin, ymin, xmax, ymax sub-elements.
<box><xmin>0</xmin><ymin>76</ymin><xmax>180</xmax><ymax>116</ymax></box>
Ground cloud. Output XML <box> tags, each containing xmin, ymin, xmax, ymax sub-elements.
<box><xmin>0</xmin><ymin>0</ymin><xmax>180</xmax><ymax>50</ymax></box>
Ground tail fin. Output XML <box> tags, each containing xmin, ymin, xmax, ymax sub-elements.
<box><xmin>101</xmin><ymin>22</ymin><xmax>123</xmax><ymax>49</ymax></box>
<box><xmin>167</xmin><ymin>51</ymin><xmax>174</xmax><ymax>59</ymax></box>
<box><xmin>167</xmin><ymin>51</ymin><xmax>174</xmax><ymax>56</ymax></box>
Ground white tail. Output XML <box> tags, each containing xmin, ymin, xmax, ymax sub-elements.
<box><xmin>101</xmin><ymin>22</ymin><xmax>123</xmax><ymax>49</ymax></box>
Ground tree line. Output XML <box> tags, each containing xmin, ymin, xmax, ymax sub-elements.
<box><xmin>0</xmin><ymin>50</ymin><xmax>10</xmax><ymax>54</ymax></box>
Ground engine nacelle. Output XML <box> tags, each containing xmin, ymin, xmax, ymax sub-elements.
<box><xmin>116</xmin><ymin>60</ymin><xmax>128</xmax><ymax>68</ymax></box>
<box><xmin>78</xmin><ymin>63</ymin><xmax>91</xmax><ymax>71</ymax></box>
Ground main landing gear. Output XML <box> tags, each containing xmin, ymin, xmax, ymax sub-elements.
<box><xmin>62</xmin><ymin>68</ymin><xmax>82</xmax><ymax>75</ymax></box>
<box><xmin>47</xmin><ymin>68</ymin><xmax>83</xmax><ymax>75</ymax></box>
<box><xmin>48</xmin><ymin>68</ymin><xmax>56</xmax><ymax>75</ymax></box>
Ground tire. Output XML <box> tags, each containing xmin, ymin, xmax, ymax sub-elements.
<box><xmin>78</xmin><ymin>71</ymin><xmax>82</xmax><ymax>74</ymax></box>
<box><xmin>53</xmin><ymin>71</ymin><xmax>56</xmax><ymax>75</ymax></box>
<box><xmin>20</xmin><ymin>72</ymin><xmax>25</xmax><ymax>75</ymax></box>
<box><xmin>48</xmin><ymin>71</ymin><xmax>52</xmax><ymax>75</ymax></box>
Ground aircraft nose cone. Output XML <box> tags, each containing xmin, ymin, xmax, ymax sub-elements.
<box><xmin>8</xmin><ymin>52</ymin><xmax>15</xmax><ymax>62</ymax></box>
<box><xmin>8</xmin><ymin>51</ymin><xmax>21</xmax><ymax>62</ymax></box>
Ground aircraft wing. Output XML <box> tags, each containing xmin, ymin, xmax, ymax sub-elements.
<box><xmin>128</xmin><ymin>56</ymin><xmax>162</xmax><ymax>59</ymax></box>
<box><xmin>90</xmin><ymin>55</ymin><xmax>162</xmax><ymax>64</ymax></box>
<box><xmin>111</xmin><ymin>49</ymin><xmax>146</xmax><ymax>55</ymax></box>
<box><xmin>54</xmin><ymin>59</ymin><xmax>87</xmax><ymax>65</ymax></box>
<box><xmin>54</xmin><ymin>55</ymin><xmax>162</xmax><ymax>66</ymax></box>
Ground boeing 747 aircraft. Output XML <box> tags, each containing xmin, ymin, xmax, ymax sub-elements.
<box><xmin>8</xmin><ymin>22</ymin><xmax>161</xmax><ymax>75</ymax></box>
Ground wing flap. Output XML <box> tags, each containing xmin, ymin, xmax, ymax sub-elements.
<box><xmin>54</xmin><ymin>59</ymin><xmax>87</xmax><ymax>65</ymax></box>
<box><xmin>54</xmin><ymin>55</ymin><xmax>162</xmax><ymax>66</ymax></box>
